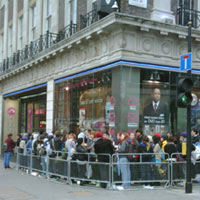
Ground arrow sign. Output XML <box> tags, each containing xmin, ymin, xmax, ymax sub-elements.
<box><xmin>180</xmin><ymin>53</ymin><xmax>192</xmax><ymax>71</ymax></box>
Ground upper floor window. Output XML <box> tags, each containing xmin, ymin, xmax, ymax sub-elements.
<box><xmin>47</xmin><ymin>0</ymin><xmax>52</xmax><ymax>16</ymax></box>
<box><xmin>70</xmin><ymin>0</ymin><xmax>77</xmax><ymax>24</ymax></box>
<box><xmin>177</xmin><ymin>0</ymin><xmax>198</xmax><ymax>27</ymax></box>
<box><xmin>32</xmin><ymin>4</ymin><xmax>36</xmax><ymax>28</ymax></box>
<box><xmin>0</xmin><ymin>33</ymin><xmax>4</xmax><ymax>62</ymax></box>
<box><xmin>8</xmin><ymin>26</ymin><xmax>13</xmax><ymax>57</ymax></box>
<box><xmin>18</xmin><ymin>16</ymin><xmax>23</xmax><ymax>50</ymax></box>
<box><xmin>46</xmin><ymin>0</ymin><xmax>52</xmax><ymax>31</ymax></box>
<box><xmin>31</xmin><ymin>4</ymin><xmax>36</xmax><ymax>40</ymax></box>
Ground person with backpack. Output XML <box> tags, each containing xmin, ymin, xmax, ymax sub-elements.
<box><xmin>4</xmin><ymin>133</ymin><xmax>15</xmax><ymax>169</ymax></box>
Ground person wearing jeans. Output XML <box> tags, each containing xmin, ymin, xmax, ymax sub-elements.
<box><xmin>118</xmin><ymin>132</ymin><xmax>131</xmax><ymax>189</ymax></box>
<box><xmin>4</xmin><ymin>133</ymin><xmax>15</xmax><ymax>168</ymax></box>
<box><xmin>119</xmin><ymin>156</ymin><xmax>131</xmax><ymax>189</ymax></box>
<box><xmin>4</xmin><ymin>152</ymin><xmax>11</xmax><ymax>168</ymax></box>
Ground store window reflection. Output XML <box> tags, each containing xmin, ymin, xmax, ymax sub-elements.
<box><xmin>54</xmin><ymin>70</ymin><xmax>112</xmax><ymax>133</ymax></box>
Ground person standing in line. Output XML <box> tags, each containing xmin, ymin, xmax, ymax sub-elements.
<box><xmin>4</xmin><ymin>133</ymin><xmax>15</xmax><ymax>169</ymax></box>
<box><xmin>117</xmin><ymin>132</ymin><xmax>131</xmax><ymax>190</ymax></box>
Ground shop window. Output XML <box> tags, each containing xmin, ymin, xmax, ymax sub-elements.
<box><xmin>54</xmin><ymin>70</ymin><xmax>112</xmax><ymax>133</ymax></box>
<box><xmin>140</xmin><ymin>69</ymin><xmax>170</xmax><ymax>135</ymax></box>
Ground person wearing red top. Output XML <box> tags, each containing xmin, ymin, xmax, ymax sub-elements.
<box><xmin>4</xmin><ymin>133</ymin><xmax>15</xmax><ymax>168</ymax></box>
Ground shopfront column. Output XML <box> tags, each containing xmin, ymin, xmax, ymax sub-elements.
<box><xmin>111</xmin><ymin>67</ymin><xmax>140</xmax><ymax>133</ymax></box>
<box><xmin>151</xmin><ymin>0</ymin><xmax>175</xmax><ymax>24</ymax></box>
<box><xmin>0</xmin><ymin>94</ymin><xmax>3</xmax><ymax>154</ymax></box>
<box><xmin>46</xmin><ymin>80</ymin><xmax>54</xmax><ymax>133</ymax></box>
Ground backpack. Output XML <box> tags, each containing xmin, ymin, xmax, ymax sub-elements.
<box><xmin>3</xmin><ymin>143</ymin><xmax>8</xmax><ymax>152</ymax></box>
<box><xmin>19</xmin><ymin>140</ymin><xmax>26</xmax><ymax>149</ymax></box>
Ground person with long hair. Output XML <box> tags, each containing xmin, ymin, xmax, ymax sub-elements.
<box><xmin>117</xmin><ymin>132</ymin><xmax>131</xmax><ymax>189</ymax></box>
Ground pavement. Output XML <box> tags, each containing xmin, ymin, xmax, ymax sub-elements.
<box><xmin>0</xmin><ymin>160</ymin><xmax>200</xmax><ymax>200</ymax></box>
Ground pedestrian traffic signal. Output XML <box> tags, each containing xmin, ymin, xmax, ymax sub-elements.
<box><xmin>177</xmin><ymin>77</ymin><xmax>193</xmax><ymax>108</ymax></box>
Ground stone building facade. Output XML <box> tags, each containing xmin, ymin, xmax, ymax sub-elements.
<box><xmin>0</xmin><ymin>0</ymin><xmax>200</xmax><ymax>152</ymax></box>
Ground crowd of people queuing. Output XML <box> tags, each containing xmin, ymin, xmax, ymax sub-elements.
<box><xmin>3</xmin><ymin>128</ymin><xmax>200</xmax><ymax>190</ymax></box>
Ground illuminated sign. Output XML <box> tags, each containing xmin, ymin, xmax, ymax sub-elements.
<box><xmin>128</xmin><ymin>0</ymin><xmax>147</xmax><ymax>8</ymax></box>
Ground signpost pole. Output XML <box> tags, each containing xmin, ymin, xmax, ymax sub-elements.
<box><xmin>185</xmin><ymin>9</ymin><xmax>192</xmax><ymax>193</ymax></box>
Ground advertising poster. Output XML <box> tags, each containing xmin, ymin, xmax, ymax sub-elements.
<box><xmin>141</xmin><ymin>85</ymin><xmax>169</xmax><ymax>135</ymax></box>
<box><xmin>127</xmin><ymin>95</ymin><xmax>139</xmax><ymax>128</ymax></box>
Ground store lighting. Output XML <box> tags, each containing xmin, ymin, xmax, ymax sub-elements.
<box><xmin>66</xmin><ymin>87</ymin><xmax>69</xmax><ymax>91</ymax></box>
<box><xmin>150</xmin><ymin>73</ymin><xmax>154</xmax><ymax>80</ymax></box>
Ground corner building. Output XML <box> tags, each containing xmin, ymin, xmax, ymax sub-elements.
<box><xmin>1</xmin><ymin>0</ymin><xmax>200</xmax><ymax>152</ymax></box>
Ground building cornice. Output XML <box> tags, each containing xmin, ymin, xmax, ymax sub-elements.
<box><xmin>1</xmin><ymin>12</ymin><xmax>200</xmax><ymax>82</ymax></box>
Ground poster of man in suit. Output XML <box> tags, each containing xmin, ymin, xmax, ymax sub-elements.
<box><xmin>143</xmin><ymin>88</ymin><xmax>169</xmax><ymax>135</ymax></box>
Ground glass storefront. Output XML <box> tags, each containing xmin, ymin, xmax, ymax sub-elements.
<box><xmin>54</xmin><ymin>65</ymin><xmax>200</xmax><ymax>137</ymax></box>
<box><xmin>20</xmin><ymin>95</ymin><xmax>46</xmax><ymax>133</ymax></box>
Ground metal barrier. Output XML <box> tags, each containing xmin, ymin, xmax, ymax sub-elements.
<box><xmin>171</xmin><ymin>153</ymin><xmax>200</xmax><ymax>187</ymax></box>
<box><xmin>112</xmin><ymin>153</ymin><xmax>170</xmax><ymax>189</ymax></box>
<box><xmin>15</xmin><ymin>148</ymin><xmax>200</xmax><ymax>189</ymax></box>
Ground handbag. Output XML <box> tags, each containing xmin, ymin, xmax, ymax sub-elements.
<box><xmin>176</xmin><ymin>154</ymin><xmax>184</xmax><ymax>162</ymax></box>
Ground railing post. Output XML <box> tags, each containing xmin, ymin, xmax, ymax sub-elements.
<box><xmin>46</xmin><ymin>30</ymin><xmax>49</xmax><ymax>49</ymax></box>
<box><xmin>70</xmin><ymin>20</ymin><xmax>73</xmax><ymax>36</ymax></box>
<box><xmin>30</xmin><ymin>42</ymin><xmax>33</xmax><ymax>57</ymax></box>
<box><xmin>30</xmin><ymin>152</ymin><xmax>33</xmax><ymax>174</ymax></box>
<box><xmin>16</xmin><ymin>148</ymin><xmax>19</xmax><ymax>171</ymax></box>
<box><xmin>39</xmin><ymin>35</ymin><xmax>43</xmax><ymax>51</ymax></box>
<box><xmin>17</xmin><ymin>50</ymin><xmax>20</xmax><ymax>63</ymax></box>
<box><xmin>6</xmin><ymin>58</ymin><xmax>9</xmax><ymax>70</ymax></box>
<box><xmin>25</xmin><ymin>45</ymin><xmax>28</xmax><ymax>59</ymax></box>
<box><xmin>13</xmin><ymin>53</ymin><xmax>16</xmax><ymax>65</ymax></box>
<box><xmin>46</xmin><ymin>154</ymin><xmax>49</xmax><ymax>179</ymax></box>
<box><xmin>3</xmin><ymin>59</ymin><xmax>6</xmax><ymax>71</ymax></box>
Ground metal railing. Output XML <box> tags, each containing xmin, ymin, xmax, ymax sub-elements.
<box><xmin>15</xmin><ymin>149</ymin><xmax>200</xmax><ymax>189</ymax></box>
<box><xmin>0</xmin><ymin>8</ymin><xmax>100</xmax><ymax>76</ymax></box>
<box><xmin>0</xmin><ymin>31</ymin><xmax>58</xmax><ymax>74</ymax></box>
<box><xmin>80</xmin><ymin>9</ymin><xmax>99</xmax><ymax>30</ymax></box>
<box><xmin>176</xmin><ymin>6</ymin><xmax>200</xmax><ymax>28</ymax></box>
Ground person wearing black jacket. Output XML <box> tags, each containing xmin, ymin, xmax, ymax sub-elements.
<box><xmin>76</xmin><ymin>138</ymin><xmax>88</xmax><ymax>183</ymax></box>
<box><xmin>137</xmin><ymin>135</ymin><xmax>154</xmax><ymax>186</ymax></box>
<box><xmin>94</xmin><ymin>132</ymin><xmax>115</xmax><ymax>188</ymax></box>
<box><xmin>50</xmin><ymin>131</ymin><xmax>63</xmax><ymax>178</ymax></box>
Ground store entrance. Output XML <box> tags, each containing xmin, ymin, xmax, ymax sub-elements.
<box><xmin>20</xmin><ymin>94</ymin><xmax>46</xmax><ymax>133</ymax></box>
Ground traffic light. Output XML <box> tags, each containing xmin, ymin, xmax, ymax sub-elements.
<box><xmin>177</xmin><ymin>77</ymin><xmax>193</xmax><ymax>108</ymax></box>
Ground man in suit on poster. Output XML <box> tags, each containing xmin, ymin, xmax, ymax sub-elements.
<box><xmin>143</xmin><ymin>88</ymin><xmax>169</xmax><ymax>130</ymax></box>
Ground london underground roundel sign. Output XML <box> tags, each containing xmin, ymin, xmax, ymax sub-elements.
<box><xmin>8</xmin><ymin>107</ymin><xmax>16</xmax><ymax>115</ymax></box>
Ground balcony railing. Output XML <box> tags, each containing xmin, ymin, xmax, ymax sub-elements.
<box><xmin>176</xmin><ymin>6</ymin><xmax>200</xmax><ymax>28</ymax></box>
<box><xmin>0</xmin><ymin>31</ymin><xmax>59</xmax><ymax>74</ymax></box>
<box><xmin>80</xmin><ymin>9</ymin><xmax>99</xmax><ymax>30</ymax></box>
<box><xmin>0</xmin><ymin>8</ymin><xmax>99</xmax><ymax>75</ymax></box>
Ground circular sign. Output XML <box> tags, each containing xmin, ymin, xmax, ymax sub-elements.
<box><xmin>8</xmin><ymin>107</ymin><xmax>16</xmax><ymax>115</ymax></box>
<box><xmin>191</xmin><ymin>93</ymin><xmax>198</xmax><ymax>106</ymax></box>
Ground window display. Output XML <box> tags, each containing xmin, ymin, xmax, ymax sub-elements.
<box><xmin>54</xmin><ymin>65</ymin><xmax>200</xmax><ymax>137</ymax></box>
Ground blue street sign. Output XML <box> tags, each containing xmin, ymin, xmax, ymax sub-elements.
<box><xmin>180</xmin><ymin>53</ymin><xmax>192</xmax><ymax>71</ymax></box>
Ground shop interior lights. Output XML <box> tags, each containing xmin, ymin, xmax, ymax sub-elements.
<box><xmin>149</xmin><ymin>71</ymin><xmax>160</xmax><ymax>81</ymax></box>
